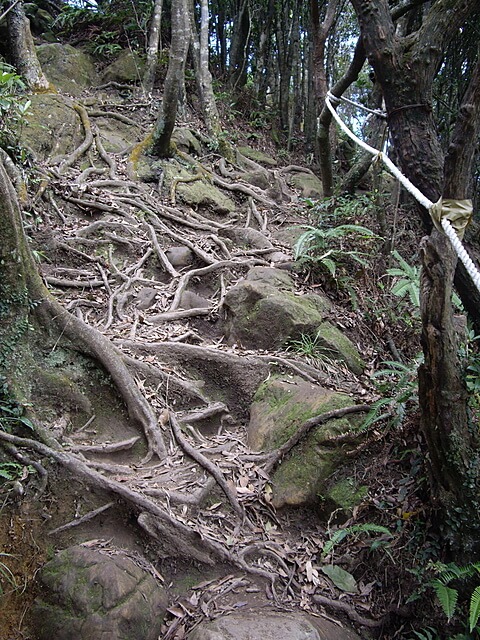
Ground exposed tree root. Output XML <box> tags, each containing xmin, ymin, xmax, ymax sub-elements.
<box><xmin>312</xmin><ymin>594</ymin><xmax>384</xmax><ymax>628</ymax></box>
<box><xmin>0</xmin><ymin>430</ymin><xmax>277</xmax><ymax>580</ymax></box>
<box><xmin>48</xmin><ymin>502</ymin><xmax>115</xmax><ymax>536</ymax></box>
<box><xmin>263</xmin><ymin>404</ymin><xmax>371</xmax><ymax>474</ymax></box>
<box><xmin>37</xmin><ymin>295</ymin><xmax>167</xmax><ymax>460</ymax></box>
<box><xmin>167</xmin><ymin>410</ymin><xmax>247</xmax><ymax>524</ymax></box>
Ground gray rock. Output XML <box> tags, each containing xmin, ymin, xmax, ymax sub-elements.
<box><xmin>287</xmin><ymin>172</ymin><xmax>324</xmax><ymax>199</ymax></box>
<box><xmin>188</xmin><ymin>611</ymin><xmax>360</xmax><ymax>640</ymax></box>
<box><xmin>166</xmin><ymin>246</ymin><xmax>194</xmax><ymax>268</ymax></box>
<box><xmin>237</xmin><ymin>146</ymin><xmax>277</xmax><ymax>167</ymax></box>
<box><xmin>135</xmin><ymin>287</ymin><xmax>158</xmax><ymax>310</ymax></box>
<box><xmin>32</xmin><ymin>545</ymin><xmax>167</xmax><ymax>640</ymax></box>
<box><xmin>219</xmin><ymin>227</ymin><xmax>273</xmax><ymax>250</ymax></box>
<box><xmin>101</xmin><ymin>50</ymin><xmax>145</xmax><ymax>84</ymax></box>
<box><xmin>172</xmin><ymin>128</ymin><xmax>203</xmax><ymax>155</ymax></box>
<box><xmin>179</xmin><ymin>290</ymin><xmax>212</xmax><ymax>310</ymax></box>
<box><xmin>37</xmin><ymin>44</ymin><xmax>99</xmax><ymax>95</ymax></box>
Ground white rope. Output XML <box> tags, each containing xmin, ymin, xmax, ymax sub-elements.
<box><xmin>330</xmin><ymin>93</ymin><xmax>387</xmax><ymax>119</ymax></box>
<box><xmin>441</xmin><ymin>218</ymin><xmax>480</xmax><ymax>292</ymax></box>
<box><xmin>325</xmin><ymin>91</ymin><xmax>480</xmax><ymax>296</ymax></box>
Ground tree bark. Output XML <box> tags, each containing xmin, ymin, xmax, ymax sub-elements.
<box><xmin>7</xmin><ymin>0</ymin><xmax>50</xmax><ymax>92</ymax></box>
<box><xmin>317</xmin><ymin>37</ymin><xmax>366</xmax><ymax>196</ymax></box>
<box><xmin>151</xmin><ymin>0</ymin><xmax>189</xmax><ymax>158</ymax></box>
<box><xmin>143</xmin><ymin>0</ymin><xmax>163</xmax><ymax>95</ymax></box>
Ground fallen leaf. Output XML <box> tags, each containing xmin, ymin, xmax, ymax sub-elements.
<box><xmin>321</xmin><ymin>564</ymin><xmax>358</xmax><ymax>593</ymax></box>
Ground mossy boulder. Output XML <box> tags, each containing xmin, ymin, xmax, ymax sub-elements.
<box><xmin>100</xmin><ymin>50</ymin><xmax>145</xmax><ymax>84</ymax></box>
<box><xmin>21</xmin><ymin>94</ymin><xmax>83</xmax><ymax>160</ymax></box>
<box><xmin>237</xmin><ymin>146</ymin><xmax>277</xmax><ymax>167</ymax></box>
<box><xmin>223</xmin><ymin>266</ymin><xmax>364</xmax><ymax>374</ymax></box>
<box><xmin>287</xmin><ymin>171</ymin><xmax>324</xmax><ymax>199</ymax></box>
<box><xmin>90</xmin><ymin>114</ymin><xmax>143</xmax><ymax>153</ymax></box>
<box><xmin>37</xmin><ymin>44</ymin><xmax>99</xmax><ymax>95</ymax></box>
<box><xmin>248</xmin><ymin>376</ymin><xmax>360</xmax><ymax>508</ymax></box>
<box><xmin>172</xmin><ymin>128</ymin><xmax>203</xmax><ymax>155</ymax></box>
<box><xmin>159</xmin><ymin>159</ymin><xmax>236</xmax><ymax>214</ymax></box>
<box><xmin>32</xmin><ymin>545</ymin><xmax>167</xmax><ymax>640</ymax></box>
<box><xmin>325</xmin><ymin>477</ymin><xmax>368</xmax><ymax>514</ymax></box>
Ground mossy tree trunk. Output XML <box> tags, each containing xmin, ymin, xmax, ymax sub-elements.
<box><xmin>150</xmin><ymin>0</ymin><xmax>189</xmax><ymax>158</ymax></box>
<box><xmin>7</xmin><ymin>0</ymin><xmax>50</xmax><ymax>92</ymax></box>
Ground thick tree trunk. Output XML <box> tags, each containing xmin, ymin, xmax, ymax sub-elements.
<box><xmin>8</xmin><ymin>0</ymin><xmax>50</xmax><ymax>91</ymax></box>
<box><xmin>151</xmin><ymin>0</ymin><xmax>189</xmax><ymax>158</ymax></box>
<box><xmin>351</xmin><ymin>0</ymin><xmax>480</xmax><ymax>553</ymax></box>
<box><xmin>143</xmin><ymin>0</ymin><xmax>163</xmax><ymax>95</ymax></box>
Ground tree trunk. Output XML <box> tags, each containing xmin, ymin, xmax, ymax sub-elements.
<box><xmin>8</xmin><ymin>0</ymin><xmax>50</xmax><ymax>92</ymax></box>
<box><xmin>351</xmin><ymin>0</ymin><xmax>480</xmax><ymax>553</ymax></box>
<box><xmin>229</xmin><ymin>0</ymin><xmax>250</xmax><ymax>90</ymax></box>
<box><xmin>317</xmin><ymin>37</ymin><xmax>366</xmax><ymax>196</ymax></box>
<box><xmin>151</xmin><ymin>0</ymin><xmax>190</xmax><ymax>158</ymax></box>
<box><xmin>143</xmin><ymin>0</ymin><xmax>163</xmax><ymax>95</ymax></box>
<box><xmin>308</xmin><ymin>0</ymin><xmax>340</xmax><ymax>167</ymax></box>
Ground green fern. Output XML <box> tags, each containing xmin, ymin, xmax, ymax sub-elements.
<box><xmin>361</xmin><ymin>355</ymin><xmax>422</xmax><ymax>430</ymax></box>
<box><xmin>387</xmin><ymin>250</ymin><xmax>420</xmax><ymax>308</ymax></box>
<box><xmin>427</xmin><ymin>561</ymin><xmax>480</xmax><ymax>632</ymax></box>
<box><xmin>322</xmin><ymin>523</ymin><xmax>392</xmax><ymax>559</ymax></box>
<box><xmin>469</xmin><ymin>586</ymin><xmax>480</xmax><ymax>632</ymax></box>
<box><xmin>432</xmin><ymin>580</ymin><xmax>458</xmax><ymax>621</ymax></box>
<box><xmin>294</xmin><ymin>223</ymin><xmax>378</xmax><ymax>278</ymax></box>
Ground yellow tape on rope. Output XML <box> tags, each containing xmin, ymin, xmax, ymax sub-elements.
<box><xmin>429</xmin><ymin>198</ymin><xmax>473</xmax><ymax>240</ymax></box>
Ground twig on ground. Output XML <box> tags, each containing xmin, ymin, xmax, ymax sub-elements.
<box><xmin>48</xmin><ymin>502</ymin><xmax>115</xmax><ymax>536</ymax></box>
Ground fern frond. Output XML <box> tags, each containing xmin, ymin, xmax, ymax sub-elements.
<box><xmin>469</xmin><ymin>585</ymin><xmax>480</xmax><ymax>631</ymax></box>
<box><xmin>432</xmin><ymin>580</ymin><xmax>458</xmax><ymax>621</ymax></box>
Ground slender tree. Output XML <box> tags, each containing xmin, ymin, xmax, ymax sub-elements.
<box><xmin>143</xmin><ymin>0</ymin><xmax>163</xmax><ymax>95</ymax></box>
<box><xmin>150</xmin><ymin>0</ymin><xmax>190</xmax><ymax>158</ymax></box>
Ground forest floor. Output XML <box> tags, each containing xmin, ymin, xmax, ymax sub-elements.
<box><xmin>0</xmin><ymin>82</ymin><xmax>447</xmax><ymax>640</ymax></box>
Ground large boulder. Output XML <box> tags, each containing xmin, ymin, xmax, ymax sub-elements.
<box><xmin>188</xmin><ymin>611</ymin><xmax>360</xmax><ymax>640</ymax></box>
<box><xmin>287</xmin><ymin>171</ymin><xmax>323</xmax><ymax>199</ymax></box>
<box><xmin>21</xmin><ymin>94</ymin><xmax>83</xmax><ymax>160</ymax></box>
<box><xmin>32</xmin><ymin>545</ymin><xmax>167</xmax><ymax>640</ymax></box>
<box><xmin>36</xmin><ymin>44</ymin><xmax>99</xmax><ymax>95</ymax></box>
<box><xmin>248</xmin><ymin>376</ymin><xmax>361</xmax><ymax>508</ymax></box>
<box><xmin>223</xmin><ymin>266</ymin><xmax>364</xmax><ymax>375</ymax></box>
<box><xmin>100</xmin><ymin>50</ymin><xmax>145</xmax><ymax>84</ymax></box>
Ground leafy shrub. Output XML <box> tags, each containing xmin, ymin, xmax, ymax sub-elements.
<box><xmin>0</xmin><ymin>63</ymin><xmax>30</xmax><ymax>160</ymax></box>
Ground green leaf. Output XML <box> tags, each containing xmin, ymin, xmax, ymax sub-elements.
<box><xmin>433</xmin><ymin>580</ymin><xmax>458</xmax><ymax>620</ymax></box>
<box><xmin>18</xmin><ymin>416</ymin><xmax>34</xmax><ymax>430</ymax></box>
<box><xmin>469</xmin><ymin>585</ymin><xmax>480</xmax><ymax>631</ymax></box>
<box><xmin>321</xmin><ymin>257</ymin><xmax>337</xmax><ymax>277</ymax></box>
<box><xmin>321</xmin><ymin>564</ymin><xmax>358</xmax><ymax>593</ymax></box>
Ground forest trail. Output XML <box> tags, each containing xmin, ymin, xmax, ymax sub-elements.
<box><xmin>0</xmin><ymin>80</ymin><xmax>420</xmax><ymax>640</ymax></box>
